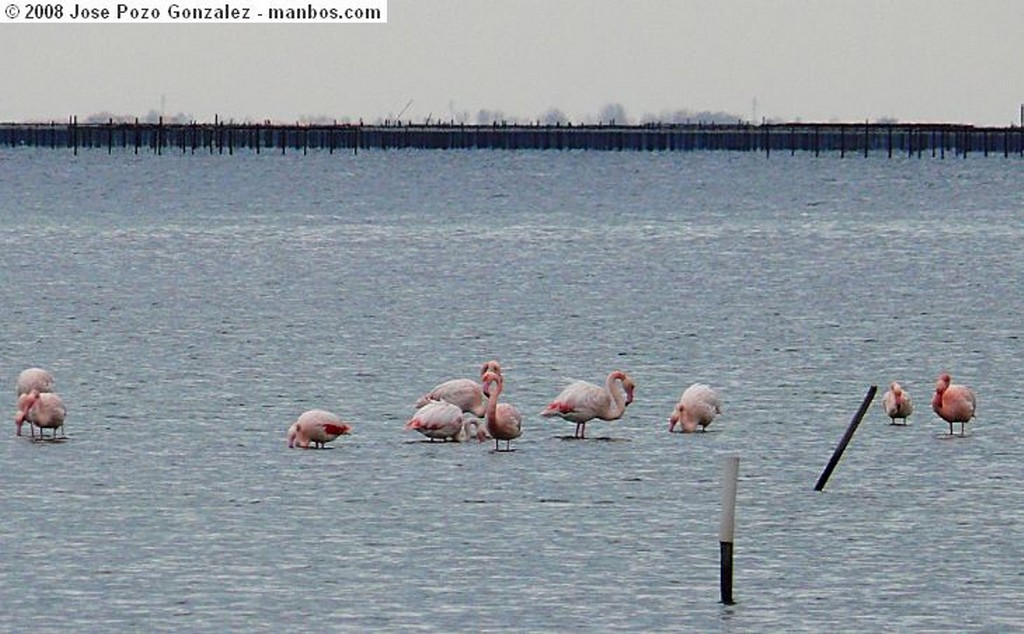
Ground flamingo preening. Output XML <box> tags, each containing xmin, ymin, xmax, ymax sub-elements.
<box><xmin>882</xmin><ymin>382</ymin><xmax>913</xmax><ymax>425</ymax></box>
<box><xmin>931</xmin><ymin>373</ymin><xmax>976</xmax><ymax>436</ymax></box>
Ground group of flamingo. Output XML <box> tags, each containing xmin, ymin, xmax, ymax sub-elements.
<box><xmin>882</xmin><ymin>373</ymin><xmax>978</xmax><ymax>436</ymax></box>
<box><xmin>12</xmin><ymin>364</ymin><xmax>977</xmax><ymax>449</ymax></box>
<box><xmin>13</xmin><ymin>367</ymin><xmax>67</xmax><ymax>439</ymax></box>
<box><xmin>286</xmin><ymin>361</ymin><xmax>713</xmax><ymax>452</ymax></box>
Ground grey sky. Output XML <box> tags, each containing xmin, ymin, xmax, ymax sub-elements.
<box><xmin>3</xmin><ymin>0</ymin><xmax>1023</xmax><ymax>125</ymax></box>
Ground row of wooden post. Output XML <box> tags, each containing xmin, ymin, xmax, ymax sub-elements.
<box><xmin>4</xmin><ymin>120</ymin><xmax>1023</xmax><ymax>157</ymax></box>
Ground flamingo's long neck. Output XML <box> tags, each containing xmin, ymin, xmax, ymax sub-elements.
<box><xmin>485</xmin><ymin>374</ymin><xmax>502</xmax><ymax>423</ymax></box>
<box><xmin>605</xmin><ymin>372</ymin><xmax>626</xmax><ymax>418</ymax></box>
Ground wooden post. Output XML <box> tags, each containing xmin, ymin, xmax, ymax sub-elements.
<box><xmin>720</xmin><ymin>456</ymin><xmax>740</xmax><ymax>605</ymax></box>
<box><xmin>814</xmin><ymin>386</ymin><xmax>877</xmax><ymax>491</ymax></box>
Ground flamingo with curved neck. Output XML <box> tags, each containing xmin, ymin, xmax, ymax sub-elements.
<box><xmin>480</xmin><ymin>370</ymin><xmax>521</xmax><ymax>451</ymax></box>
<box><xmin>287</xmin><ymin>409</ymin><xmax>352</xmax><ymax>448</ymax></box>
<box><xmin>15</xmin><ymin>367</ymin><xmax>56</xmax><ymax>437</ymax></box>
<box><xmin>540</xmin><ymin>370</ymin><xmax>635</xmax><ymax>439</ymax></box>
<box><xmin>405</xmin><ymin>400</ymin><xmax>468</xmax><ymax>442</ymax></box>
<box><xmin>882</xmin><ymin>382</ymin><xmax>913</xmax><ymax>425</ymax></box>
<box><xmin>931</xmin><ymin>373</ymin><xmax>976</xmax><ymax>436</ymax></box>
<box><xmin>15</xmin><ymin>389</ymin><xmax>66</xmax><ymax>439</ymax></box>
<box><xmin>414</xmin><ymin>360</ymin><xmax>504</xmax><ymax>417</ymax></box>
<box><xmin>669</xmin><ymin>383</ymin><xmax>722</xmax><ymax>433</ymax></box>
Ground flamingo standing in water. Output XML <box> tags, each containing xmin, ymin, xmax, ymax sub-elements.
<box><xmin>414</xmin><ymin>360</ymin><xmax>503</xmax><ymax>418</ymax></box>
<box><xmin>669</xmin><ymin>383</ymin><xmax>722</xmax><ymax>433</ymax></box>
<box><xmin>882</xmin><ymin>382</ymin><xmax>913</xmax><ymax>425</ymax></box>
<box><xmin>15</xmin><ymin>389</ymin><xmax>66</xmax><ymax>439</ymax></box>
<box><xmin>480</xmin><ymin>369</ymin><xmax>522</xmax><ymax>451</ymax></box>
<box><xmin>15</xmin><ymin>367</ymin><xmax>56</xmax><ymax>437</ymax></box>
<box><xmin>931</xmin><ymin>373</ymin><xmax>976</xmax><ymax>436</ymax></box>
<box><xmin>287</xmin><ymin>409</ymin><xmax>352</xmax><ymax>448</ymax></box>
<box><xmin>540</xmin><ymin>370</ymin><xmax>635</xmax><ymax>439</ymax></box>
<box><xmin>405</xmin><ymin>400</ymin><xmax>473</xmax><ymax>442</ymax></box>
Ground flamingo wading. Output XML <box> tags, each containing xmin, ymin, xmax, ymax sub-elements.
<box><xmin>540</xmin><ymin>370</ymin><xmax>635</xmax><ymax>439</ymax></box>
<box><xmin>882</xmin><ymin>382</ymin><xmax>913</xmax><ymax>425</ymax></box>
<box><xmin>287</xmin><ymin>409</ymin><xmax>352</xmax><ymax>448</ymax></box>
<box><xmin>669</xmin><ymin>383</ymin><xmax>722</xmax><ymax>433</ymax></box>
<box><xmin>480</xmin><ymin>369</ymin><xmax>522</xmax><ymax>451</ymax></box>
<box><xmin>931</xmin><ymin>373</ymin><xmax>976</xmax><ymax>436</ymax></box>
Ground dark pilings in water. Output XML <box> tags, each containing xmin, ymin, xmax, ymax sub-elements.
<box><xmin>2</xmin><ymin>121</ymin><xmax>1022</xmax><ymax>157</ymax></box>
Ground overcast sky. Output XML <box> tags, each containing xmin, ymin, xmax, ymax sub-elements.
<box><xmin>3</xmin><ymin>0</ymin><xmax>1023</xmax><ymax>125</ymax></box>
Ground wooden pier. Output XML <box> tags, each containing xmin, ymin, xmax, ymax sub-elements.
<box><xmin>2</xmin><ymin>118</ymin><xmax>1023</xmax><ymax>157</ymax></box>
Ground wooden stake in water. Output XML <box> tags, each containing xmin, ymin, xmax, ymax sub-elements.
<box><xmin>720</xmin><ymin>455</ymin><xmax>740</xmax><ymax>605</ymax></box>
<box><xmin>814</xmin><ymin>385</ymin><xmax>877</xmax><ymax>492</ymax></box>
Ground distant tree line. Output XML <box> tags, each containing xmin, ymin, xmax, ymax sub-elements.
<box><xmin>74</xmin><ymin>103</ymin><xmax>749</xmax><ymax>127</ymax></box>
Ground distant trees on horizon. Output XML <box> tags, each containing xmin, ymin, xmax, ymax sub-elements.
<box><xmin>67</xmin><ymin>102</ymin><xmax>750</xmax><ymax>127</ymax></box>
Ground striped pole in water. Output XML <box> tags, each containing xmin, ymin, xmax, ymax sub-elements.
<box><xmin>720</xmin><ymin>455</ymin><xmax>740</xmax><ymax>605</ymax></box>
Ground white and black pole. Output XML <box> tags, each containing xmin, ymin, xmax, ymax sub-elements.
<box><xmin>720</xmin><ymin>455</ymin><xmax>740</xmax><ymax>605</ymax></box>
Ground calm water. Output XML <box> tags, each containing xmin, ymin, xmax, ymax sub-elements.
<box><xmin>2</xmin><ymin>149</ymin><xmax>1022</xmax><ymax>632</ymax></box>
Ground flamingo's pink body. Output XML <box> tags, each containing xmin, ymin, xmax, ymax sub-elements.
<box><xmin>14</xmin><ymin>368</ymin><xmax>55</xmax><ymax>436</ymax></box>
<box><xmin>15</xmin><ymin>390</ymin><xmax>66</xmax><ymax>439</ymax></box>
<box><xmin>540</xmin><ymin>370</ymin><xmax>635</xmax><ymax>439</ymax></box>
<box><xmin>287</xmin><ymin>409</ymin><xmax>352</xmax><ymax>448</ymax></box>
<box><xmin>405</xmin><ymin>400</ymin><xmax>471</xmax><ymax>442</ymax></box>
<box><xmin>882</xmin><ymin>382</ymin><xmax>913</xmax><ymax>425</ymax></box>
<box><xmin>414</xmin><ymin>360</ymin><xmax>503</xmax><ymax>418</ymax></box>
<box><xmin>931</xmin><ymin>373</ymin><xmax>976</xmax><ymax>436</ymax></box>
<box><xmin>16</xmin><ymin>367</ymin><xmax>55</xmax><ymax>396</ymax></box>
<box><xmin>480</xmin><ymin>370</ymin><xmax>522</xmax><ymax>451</ymax></box>
<box><xmin>669</xmin><ymin>383</ymin><xmax>722</xmax><ymax>433</ymax></box>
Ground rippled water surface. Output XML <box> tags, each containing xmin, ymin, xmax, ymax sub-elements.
<box><xmin>2</xmin><ymin>149</ymin><xmax>1022</xmax><ymax>632</ymax></box>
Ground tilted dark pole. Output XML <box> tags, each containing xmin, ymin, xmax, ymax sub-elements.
<box><xmin>814</xmin><ymin>386</ymin><xmax>877</xmax><ymax>491</ymax></box>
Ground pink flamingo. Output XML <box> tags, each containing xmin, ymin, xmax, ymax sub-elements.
<box><xmin>882</xmin><ymin>382</ymin><xmax>913</xmax><ymax>425</ymax></box>
<box><xmin>287</xmin><ymin>409</ymin><xmax>352</xmax><ymax>448</ymax></box>
<box><xmin>931</xmin><ymin>373</ymin><xmax>976</xmax><ymax>436</ymax></box>
<box><xmin>540</xmin><ymin>370</ymin><xmax>635</xmax><ymax>439</ymax></box>
<box><xmin>480</xmin><ymin>369</ymin><xmax>522</xmax><ymax>451</ymax></box>
<box><xmin>15</xmin><ymin>367</ymin><xmax>55</xmax><ymax>436</ymax></box>
<box><xmin>405</xmin><ymin>400</ymin><xmax>473</xmax><ymax>442</ymax></box>
<box><xmin>16</xmin><ymin>367</ymin><xmax>55</xmax><ymax>396</ymax></box>
<box><xmin>414</xmin><ymin>360</ymin><xmax>503</xmax><ymax>417</ymax></box>
<box><xmin>669</xmin><ymin>383</ymin><xmax>722</xmax><ymax>433</ymax></box>
<box><xmin>15</xmin><ymin>389</ymin><xmax>66</xmax><ymax>439</ymax></box>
